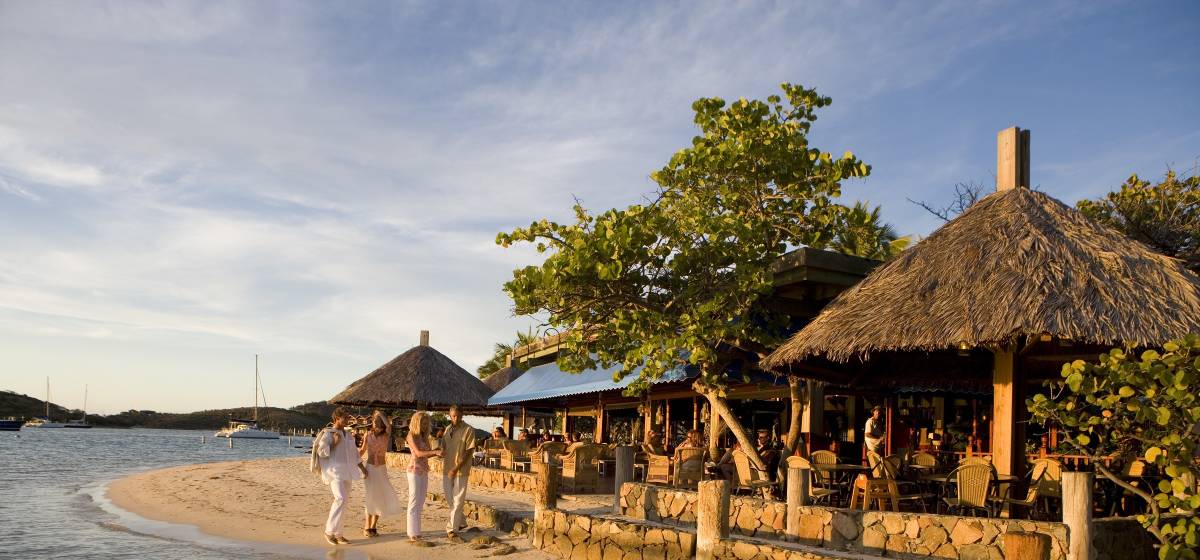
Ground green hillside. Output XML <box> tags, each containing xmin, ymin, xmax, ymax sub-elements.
<box><xmin>0</xmin><ymin>390</ymin><xmax>355</xmax><ymax>431</ymax></box>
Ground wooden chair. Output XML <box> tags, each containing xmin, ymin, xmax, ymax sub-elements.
<box><xmin>644</xmin><ymin>447</ymin><xmax>672</xmax><ymax>485</ymax></box>
<box><xmin>732</xmin><ymin>449</ymin><xmax>774</xmax><ymax>498</ymax></box>
<box><xmin>561</xmin><ymin>443</ymin><xmax>603</xmax><ymax>493</ymax></box>
<box><xmin>482</xmin><ymin>439</ymin><xmax>504</xmax><ymax>466</ymax></box>
<box><xmin>673</xmin><ymin>447</ymin><xmax>706</xmax><ymax>489</ymax></box>
<box><xmin>499</xmin><ymin>440</ymin><xmax>531</xmax><ymax>470</ymax></box>
<box><xmin>942</xmin><ymin>463</ymin><xmax>994</xmax><ymax>517</ymax></box>
<box><xmin>785</xmin><ymin>456</ymin><xmax>838</xmax><ymax>505</ymax></box>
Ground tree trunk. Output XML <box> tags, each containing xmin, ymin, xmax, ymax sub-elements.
<box><xmin>777</xmin><ymin>377</ymin><xmax>806</xmax><ymax>481</ymax></box>
<box><xmin>695</xmin><ymin>380</ymin><xmax>768</xmax><ymax>472</ymax></box>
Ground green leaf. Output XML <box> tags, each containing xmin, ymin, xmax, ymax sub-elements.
<box><xmin>1119</xmin><ymin>386</ymin><xmax>1136</xmax><ymax>398</ymax></box>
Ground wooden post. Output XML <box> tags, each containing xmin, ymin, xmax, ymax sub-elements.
<box><xmin>997</xmin><ymin>126</ymin><xmax>1031</xmax><ymax>192</ymax></box>
<box><xmin>785</xmin><ymin>466</ymin><xmax>810</xmax><ymax>540</ymax></box>
<box><xmin>885</xmin><ymin>397</ymin><xmax>894</xmax><ymax>456</ymax></box>
<box><xmin>419</xmin><ymin>329</ymin><xmax>430</xmax><ymax>346</ymax></box>
<box><xmin>664</xmin><ymin>399</ymin><xmax>672</xmax><ymax>448</ymax></box>
<box><xmin>991</xmin><ymin>347</ymin><xmax>1023</xmax><ymax>476</ymax></box>
<box><xmin>1004</xmin><ymin>532</ymin><xmax>1051</xmax><ymax>560</ymax></box>
<box><xmin>801</xmin><ymin>383</ymin><xmax>824</xmax><ymax>437</ymax></box>
<box><xmin>693</xmin><ymin>397</ymin><xmax>700</xmax><ymax>430</ymax></box>
<box><xmin>696</xmin><ymin>480</ymin><xmax>731</xmax><ymax>560</ymax></box>
<box><xmin>1062</xmin><ymin>471</ymin><xmax>1094</xmax><ymax>560</ymax></box>
<box><xmin>227</xmin><ymin>436</ymin><xmax>233</xmax><ymax>448</ymax></box>
<box><xmin>613</xmin><ymin>445</ymin><xmax>635</xmax><ymax>514</ymax></box>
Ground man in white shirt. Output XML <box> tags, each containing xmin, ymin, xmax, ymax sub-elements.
<box><xmin>441</xmin><ymin>404</ymin><xmax>476</xmax><ymax>540</ymax></box>
<box><xmin>311</xmin><ymin>407</ymin><xmax>367</xmax><ymax>545</ymax></box>
<box><xmin>863</xmin><ymin>406</ymin><xmax>886</xmax><ymax>456</ymax></box>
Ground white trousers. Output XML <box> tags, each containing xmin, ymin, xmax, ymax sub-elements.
<box><xmin>442</xmin><ymin>474</ymin><xmax>469</xmax><ymax>533</ymax></box>
<box><xmin>325</xmin><ymin>479</ymin><xmax>353</xmax><ymax>536</ymax></box>
<box><xmin>406</xmin><ymin>472</ymin><xmax>428</xmax><ymax>538</ymax></box>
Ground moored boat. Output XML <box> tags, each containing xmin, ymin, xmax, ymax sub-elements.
<box><xmin>0</xmin><ymin>418</ymin><xmax>23</xmax><ymax>431</ymax></box>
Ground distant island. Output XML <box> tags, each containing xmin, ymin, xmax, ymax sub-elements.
<box><xmin>0</xmin><ymin>389</ymin><xmax>351</xmax><ymax>431</ymax></box>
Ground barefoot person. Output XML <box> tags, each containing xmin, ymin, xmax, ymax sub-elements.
<box><xmin>405</xmin><ymin>411</ymin><xmax>441</xmax><ymax>543</ymax></box>
<box><xmin>360</xmin><ymin>411</ymin><xmax>403</xmax><ymax>538</ymax></box>
<box><xmin>311</xmin><ymin>407</ymin><xmax>367</xmax><ymax>546</ymax></box>
<box><xmin>441</xmin><ymin>404</ymin><xmax>476</xmax><ymax>540</ymax></box>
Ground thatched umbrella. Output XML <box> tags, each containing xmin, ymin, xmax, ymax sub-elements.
<box><xmin>764</xmin><ymin>186</ymin><xmax>1200</xmax><ymax>367</ymax></box>
<box><xmin>330</xmin><ymin>331</ymin><xmax>494</xmax><ymax>411</ymax></box>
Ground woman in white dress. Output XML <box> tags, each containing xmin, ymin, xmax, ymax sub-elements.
<box><xmin>359</xmin><ymin>410</ymin><xmax>404</xmax><ymax>537</ymax></box>
<box><xmin>405</xmin><ymin>411</ymin><xmax>441</xmax><ymax>542</ymax></box>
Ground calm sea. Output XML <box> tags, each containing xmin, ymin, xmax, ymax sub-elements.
<box><xmin>0</xmin><ymin>427</ymin><xmax>353</xmax><ymax>560</ymax></box>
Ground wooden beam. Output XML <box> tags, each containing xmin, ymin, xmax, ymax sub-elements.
<box><xmin>991</xmin><ymin>347</ymin><xmax>1024</xmax><ymax>476</ymax></box>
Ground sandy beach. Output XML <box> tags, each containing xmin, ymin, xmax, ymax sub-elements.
<box><xmin>108</xmin><ymin>456</ymin><xmax>550</xmax><ymax>560</ymax></box>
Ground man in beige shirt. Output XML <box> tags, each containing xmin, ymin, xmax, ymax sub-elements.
<box><xmin>441</xmin><ymin>404</ymin><xmax>476</xmax><ymax>539</ymax></box>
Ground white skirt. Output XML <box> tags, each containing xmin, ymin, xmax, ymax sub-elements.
<box><xmin>363</xmin><ymin>463</ymin><xmax>403</xmax><ymax>516</ymax></box>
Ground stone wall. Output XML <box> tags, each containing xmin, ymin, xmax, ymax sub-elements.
<box><xmin>619</xmin><ymin>483</ymin><xmax>1072</xmax><ymax>559</ymax></box>
<box><xmin>533</xmin><ymin>509</ymin><xmax>697</xmax><ymax>560</ymax></box>
<box><xmin>387</xmin><ymin>451</ymin><xmax>538</xmax><ymax>494</ymax></box>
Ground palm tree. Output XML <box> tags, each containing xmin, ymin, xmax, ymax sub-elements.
<box><xmin>829</xmin><ymin>201</ymin><xmax>910</xmax><ymax>260</ymax></box>
<box><xmin>477</xmin><ymin>331</ymin><xmax>538</xmax><ymax>378</ymax></box>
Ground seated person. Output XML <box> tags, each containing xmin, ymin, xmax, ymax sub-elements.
<box><xmin>756</xmin><ymin>430</ymin><xmax>780</xmax><ymax>477</ymax></box>
<box><xmin>565</xmin><ymin>432</ymin><xmax>585</xmax><ymax>453</ymax></box>
<box><xmin>642</xmin><ymin>431</ymin><xmax>667</xmax><ymax>456</ymax></box>
<box><xmin>517</xmin><ymin>429</ymin><xmax>528</xmax><ymax>441</ymax></box>
<box><xmin>676</xmin><ymin>429</ymin><xmax>705</xmax><ymax>471</ymax></box>
<box><xmin>492</xmin><ymin>427</ymin><xmax>508</xmax><ymax>440</ymax></box>
<box><xmin>716</xmin><ymin>441</ymin><xmax>741</xmax><ymax>480</ymax></box>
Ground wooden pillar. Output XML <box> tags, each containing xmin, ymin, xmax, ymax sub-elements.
<box><xmin>884</xmin><ymin>397</ymin><xmax>894</xmax><ymax>456</ymax></box>
<box><xmin>801</xmin><ymin>383</ymin><xmax>824</xmax><ymax>436</ymax></box>
<box><xmin>521</xmin><ymin>407</ymin><xmax>527</xmax><ymax>433</ymax></box>
<box><xmin>997</xmin><ymin>126</ymin><xmax>1031</xmax><ymax>191</ymax></box>
<box><xmin>1004</xmin><ymin>532</ymin><xmax>1051</xmax><ymax>560</ymax></box>
<box><xmin>692</xmin><ymin>397</ymin><xmax>700</xmax><ymax>430</ymax></box>
<box><xmin>664</xmin><ymin>399</ymin><xmax>672</xmax><ymax>448</ymax></box>
<box><xmin>992</xmin><ymin>347</ymin><xmax>1023</xmax><ymax>476</ymax></box>
<box><xmin>533</xmin><ymin>456</ymin><xmax>559</xmax><ymax>544</ymax></box>
<box><xmin>1062</xmin><ymin>472</ymin><xmax>1094</xmax><ymax>560</ymax></box>
<box><xmin>595</xmin><ymin>394</ymin><xmax>605</xmax><ymax>442</ymax></box>
<box><xmin>696</xmin><ymin>480</ymin><xmax>731</xmax><ymax>560</ymax></box>
<box><xmin>846</xmin><ymin>396</ymin><xmax>858</xmax><ymax>443</ymax></box>
<box><xmin>785</xmin><ymin>466</ymin><xmax>810</xmax><ymax>540</ymax></box>
<box><xmin>613</xmin><ymin>445</ymin><xmax>635</xmax><ymax>514</ymax></box>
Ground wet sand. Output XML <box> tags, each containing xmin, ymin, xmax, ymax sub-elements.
<box><xmin>107</xmin><ymin>456</ymin><xmax>548</xmax><ymax>559</ymax></box>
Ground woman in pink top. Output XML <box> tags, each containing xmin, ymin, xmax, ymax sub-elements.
<box><xmin>405</xmin><ymin>411</ymin><xmax>441</xmax><ymax>542</ymax></box>
<box><xmin>359</xmin><ymin>411</ymin><xmax>403</xmax><ymax>537</ymax></box>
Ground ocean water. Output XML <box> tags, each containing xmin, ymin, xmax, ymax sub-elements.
<box><xmin>0</xmin><ymin>427</ymin><xmax>348</xmax><ymax>560</ymax></box>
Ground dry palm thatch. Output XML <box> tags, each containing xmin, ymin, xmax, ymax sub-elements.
<box><xmin>481</xmin><ymin>365</ymin><xmax>525</xmax><ymax>393</ymax></box>
<box><xmin>330</xmin><ymin>345</ymin><xmax>494</xmax><ymax>409</ymax></box>
<box><xmin>764</xmin><ymin>187</ymin><xmax>1200</xmax><ymax>366</ymax></box>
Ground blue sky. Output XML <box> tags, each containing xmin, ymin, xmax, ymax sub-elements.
<box><xmin>0</xmin><ymin>1</ymin><xmax>1196</xmax><ymax>414</ymax></box>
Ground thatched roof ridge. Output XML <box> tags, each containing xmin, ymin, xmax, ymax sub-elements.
<box><xmin>764</xmin><ymin>187</ymin><xmax>1200</xmax><ymax>365</ymax></box>
<box><xmin>482</xmin><ymin>366</ymin><xmax>525</xmax><ymax>393</ymax></box>
<box><xmin>330</xmin><ymin>345</ymin><xmax>494</xmax><ymax>409</ymax></box>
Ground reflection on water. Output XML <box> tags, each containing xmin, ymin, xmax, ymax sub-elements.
<box><xmin>0</xmin><ymin>427</ymin><xmax>344</xmax><ymax>559</ymax></box>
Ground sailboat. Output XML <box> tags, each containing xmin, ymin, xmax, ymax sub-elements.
<box><xmin>65</xmin><ymin>385</ymin><xmax>92</xmax><ymax>428</ymax></box>
<box><xmin>214</xmin><ymin>355</ymin><xmax>280</xmax><ymax>439</ymax></box>
<box><xmin>25</xmin><ymin>378</ymin><xmax>66</xmax><ymax>428</ymax></box>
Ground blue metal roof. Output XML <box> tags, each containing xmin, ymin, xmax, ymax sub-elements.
<box><xmin>487</xmin><ymin>361</ymin><xmax>697</xmax><ymax>406</ymax></box>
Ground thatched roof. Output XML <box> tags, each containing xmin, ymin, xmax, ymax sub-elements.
<box><xmin>482</xmin><ymin>366</ymin><xmax>525</xmax><ymax>393</ymax></box>
<box><xmin>330</xmin><ymin>344</ymin><xmax>494</xmax><ymax>409</ymax></box>
<box><xmin>764</xmin><ymin>187</ymin><xmax>1200</xmax><ymax>366</ymax></box>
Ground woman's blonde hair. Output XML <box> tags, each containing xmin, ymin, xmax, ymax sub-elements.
<box><xmin>371</xmin><ymin>410</ymin><xmax>389</xmax><ymax>435</ymax></box>
<box><xmin>409</xmin><ymin>411</ymin><xmax>429</xmax><ymax>437</ymax></box>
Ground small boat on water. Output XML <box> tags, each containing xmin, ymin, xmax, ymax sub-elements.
<box><xmin>0</xmin><ymin>418</ymin><xmax>23</xmax><ymax>431</ymax></box>
<box><xmin>64</xmin><ymin>385</ymin><xmax>92</xmax><ymax>428</ymax></box>
<box><xmin>25</xmin><ymin>378</ymin><xmax>66</xmax><ymax>428</ymax></box>
<box><xmin>214</xmin><ymin>355</ymin><xmax>280</xmax><ymax>440</ymax></box>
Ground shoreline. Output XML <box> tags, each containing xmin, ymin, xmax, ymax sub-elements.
<box><xmin>106</xmin><ymin>456</ymin><xmax>547</xmax><ymax>559</ymax></box>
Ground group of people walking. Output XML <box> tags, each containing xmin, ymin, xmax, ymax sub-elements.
<box><xmin>309</xmin><ymin>404</ymin><xmax>476</xmax><ymax>546</ymax></box>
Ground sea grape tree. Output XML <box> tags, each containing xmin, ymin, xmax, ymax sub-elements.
<box><xmin>497</xmin><ymin>83</ymin><xmax>878</xmax><ymax>469</ymax></box>
<box><xmin>1027</xmin><ymin>335</ymin><xmax>1200</xmax><ymax>559</ymax></box>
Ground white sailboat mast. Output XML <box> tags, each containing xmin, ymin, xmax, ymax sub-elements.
<box><xmin>45</xmin><ymin>377</ymin><xmax>50</xmax><ymax>420</ymax></box>
<box><xmin>253</xmin><ymin>354</ymin><xmax>259</xmax><ymax>422</ymax></box>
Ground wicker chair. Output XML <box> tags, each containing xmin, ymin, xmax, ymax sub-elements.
<box><xmin>810</xmin><ymin>449</ymin><xmax>838</xmax><ymax>466</ymax></box>
<box><xmin>959</xmin><ymin>455</ymin><xmax>993</xmax><ymax>468</ymax></box>
<box><xmin>673</xmin><ymin>447</ymin><xmax>707</xmax><ymax>489</ymax></box>
<box><xmin>732</xmin><ymin>449</ymin><xmax>774</xmax><ymax>498</ymax></box>
<box><xmin>499</xmin><ymin>440</ymin><xmax>532</xmax><ymax>470</ymax></box>
<box><xmin>785</xmin><ymin>456</ymin><xmax>838</xmax><ymax>505</ymax></box>
<box><xmin>529</xmin><ymin>441</ymin><xmax>567</xmax><ymax>464</ymax></box>
<box><xmin>942</xmin><ymin>463</ymin><xmax>995</xmax><ymax>517</ymax></box>
<box><xmin>644</xmin><ymin>446</ymin><xmax>672</xmax><ymax>485</ymax></box>
<box><xmin>911</xmin><ymin>452</ymin><xmax>938</xmax><ymax>469</ymax></box>
<box><xmin>561</xmin><ymin>443</ymin><xmax>603</xmax><ymax>493</ymax></box>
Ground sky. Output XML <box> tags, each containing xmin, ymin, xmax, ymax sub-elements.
<box><xmin>0</xmin><ymin>1</ymin><xmax>1196</xmax><ymax>414</ymax></box>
